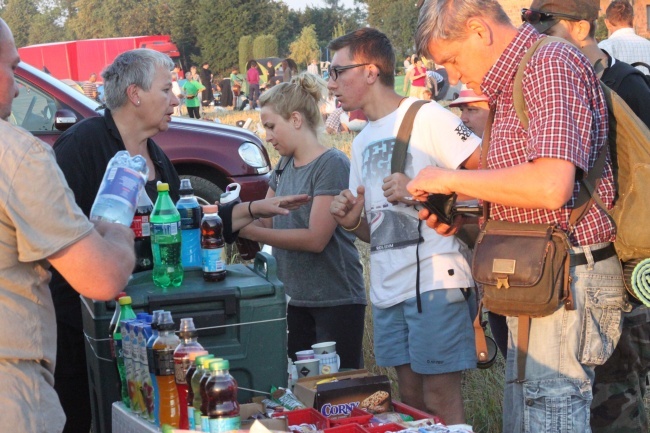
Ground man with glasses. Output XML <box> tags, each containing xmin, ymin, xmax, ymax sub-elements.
<box><xmin>328</xmin><ymin>27</ymin><xmax>481</xmax><ymax>425</ymax></box>
<box><xmin>525</xmin><ymin>2</ymin><xmax>650</xmax><ymax>431</ymax></box>
<box><xmin>411</xmin><ymin>1</ymin><xmax>626</xmax><ymax>432</ymax></box>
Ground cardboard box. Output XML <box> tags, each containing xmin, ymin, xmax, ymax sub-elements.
<box><xmin>240</xmin><ymin>402</ymin><xmax>288</xmax><ymax>431</ymax></box>
<box><xmin>293</xmin><ymin>370</ymin><xmax>391</xmax><ymax>418</ymax></box>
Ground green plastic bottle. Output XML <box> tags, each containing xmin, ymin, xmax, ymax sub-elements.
<box><xmin>114</xmin><ymin>296</ymin><xmax>137</xmax><ymax>408</ymax></box>
<box><xmin>150</xmin><ymin>183</ymin><xmax>183</xmax><ymax>289</ymax></box>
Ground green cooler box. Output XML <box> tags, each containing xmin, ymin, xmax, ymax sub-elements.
<box><xmin>82</xmin><ymin>253</ymin><xmax>288</xmax><ymax>433</ymax></box>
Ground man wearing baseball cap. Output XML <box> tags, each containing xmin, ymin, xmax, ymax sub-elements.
<box><xmin>448</xmin><ymin>87</ymin><xmax>490</xmax><ymax>137</ymax></box>
<box><xmin>524</xmin><ymin>1</ymin><xmax>650</xmax><ymax>431</ymax></box>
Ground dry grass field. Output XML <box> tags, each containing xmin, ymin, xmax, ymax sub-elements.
<box><xmin>206</xmin><ymin>107</ymin><xmax>648</xmax><ymax>433</ymax></box>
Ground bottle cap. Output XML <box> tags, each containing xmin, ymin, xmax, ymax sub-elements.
<box><xmin>179</xmin><ymin>318</ymin><xmax>199</xmax><ymax>338</ymax></box>
<box><xmin>179</xmin><ymin>178</ymin><xmax>194</xmax><ymax>195</ymax></box>
<box><xmin>157</xmin><ymin>183</ymin><xmax>170</xmax><ymax>192</ymax></box>
<box><xmin>209</xmin><ymin>359</ymin><xmax>229</xmax><ymax>372</ymax></box>
<box><xmin>114</xmin><ymin>292</ymin><xmax>127</xmax><ymax>301</ymax></box>
<box><xmin>219</xmin><ymin>183</ymin><xmax>241</xmax><ymax>204</ymax></box>
<box><xmin>203</xmin><ymin>204</ymin><xmax>218</xmax><ymax>214</ymax></box>
<box><xmin>157</xmin><ymin>311</ymin><xmax>175</xmax><ymax>331</ymax></box>
<box><xmin>136</xmin><ymin>313</ymin><xmax>149</xmax><ymax>321</ymax></box>
<box><xmin>202</xmin><ymin>357</ymin><xmax>222</xmax><ymax>369</ymax></box>
<box><xmin>195</xmin><ymin>354</ymin><xmax>214</xmax><ymax>366</ymax></box>
<box><xmin>189</xmin><ymin>350</ymin><xmax>209</xmax><ymax>362</ymax></box>
<box><xmin>151</xmin><ymin>310</ymin><xmax>164</xmax><ymax>330</ymax></box>
<box><xmin>118</xmin><ymin>296</ymin><xmax>132</xmax><ymax>306</ymax></box>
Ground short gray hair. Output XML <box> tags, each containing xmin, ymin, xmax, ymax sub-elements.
<box><xmin>101</xmin><ymin>49</ymin><xmax>174</xmax><ymax>110</ymax></box>
<box><xmin>415</xmin><ymin>0</ymin><xmax>511</xmax><ymax>58</ymax></box>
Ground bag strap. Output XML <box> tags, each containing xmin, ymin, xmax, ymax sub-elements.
<box><xmin>479</xmin><ymin>108</ymin><xmax>495</xmax><ymax>220</ymax></box>
<box><xmin>473</xmin><ymin>301</ymin><xmax>490</xmax><ymax>364</ymax></box>
<box><xmin>391</xmin><ymin>100</ymin><xmax>430</xmax><ymax>174</ymax></box>
<box><xmin>516</xmin><ymin>316</ymin><xmax>530</xmax><ymax>382</ymax></box>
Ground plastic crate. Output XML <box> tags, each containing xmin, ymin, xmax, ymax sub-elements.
<box><xmin>392</xmin><ymin>401</ymin><xmax>443</xmax><ymax>424</ymax></box>
<box><xmin>364</xmin><ymin>423</ymin><xmax>405</xmax><ymax>433</ymax></box>
<box><xmin>273</xmin><ymin>408</ymin><xmax>331</xmax><ymax>430</ymax></box>
<box><xmin>325</xmin><ymin>423</ymin><xmax>370</xmax><ymax>433</ymax></box>
<box><xmin>329</xmin><ymin>407</ymin><xmax>374</xmax><ymax>426</ymax></box>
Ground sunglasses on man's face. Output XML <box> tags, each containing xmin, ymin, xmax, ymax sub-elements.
<box><xmin>327</xmin><ymin>63</ymin><xmax>371</xmax><ymax>81</ymax></box>
<box><xmin>520</xmin><ymin>8</ymin><xmax>583</xmax><ymax>24</ymax></box>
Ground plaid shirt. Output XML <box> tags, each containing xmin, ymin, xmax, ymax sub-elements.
<box><xmin>481</xmin><ymin>24</ymin><xmax>615</xmax><ymax>246</ymax></box>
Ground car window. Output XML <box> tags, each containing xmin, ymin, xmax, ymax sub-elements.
<box><xmin>11</xmin><ymin>77</ymin><xmax>58</xmax><ymax>133</ymax></box>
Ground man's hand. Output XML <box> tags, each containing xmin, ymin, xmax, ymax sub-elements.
<box><xmin>382</xmin><ymin>173</ymin><xmax>418</xmax><ymax>205</ymax></box>
<box><xmin>417</xmin><ymin>207</ymin><xmax>464</xmax><ymax>236</ymax></box>
<box><xmin>330</xmin><ymin>186</ymin><xmax>365</xmax><ymax>229</ymax></box>
<box><xmin>407</xmin><ymin>166</ymin><xmax>454</xmax><ymax>199</ymax></box>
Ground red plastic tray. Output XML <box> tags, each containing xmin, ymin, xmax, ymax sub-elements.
<box><xmin>329</xmin><ymin>407</ymin><xmax>374</xmax><ymax>426</ymax></box>
<box><xmin>392</xmin><ymin>401</ymin><xmax>443</xmax><ymax>424</ymax></box>
<box><xmin>364</xmin><ymin>423</ymin><xmax>405</xmax><ymax>433</ymax></box>
<box><xmin>324</xmin><ymin>423</ymin><xmax>370</xmax><ymax>433</ymax></box>
<box><xmin>272</xmin><ymin>407</ymin><xmax>330</xmax><ymax>429</ymax></box>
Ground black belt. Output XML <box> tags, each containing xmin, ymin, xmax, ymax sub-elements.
<box><xmin>570</xmin><ymin>243</ymin><xmax>617</xmax><ymax>267</ymax></box>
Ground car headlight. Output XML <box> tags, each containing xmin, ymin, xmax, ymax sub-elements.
<box><xmin>238</xmin><ymin>141</ymin><xmax>270</xmax><ymax>174</ymax></box>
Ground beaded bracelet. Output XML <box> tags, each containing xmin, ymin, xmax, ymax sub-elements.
<box><xmin>248</xmin><ymin>200</ymin><xmax>256</xmax><ymax>220</ymax></box>
<box><xmin>342</xmin><ymin>215</ymin><xmax>362</xmax><ymax>232</ymax></box>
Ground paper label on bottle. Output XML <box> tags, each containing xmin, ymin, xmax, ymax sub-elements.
<box><xmin>152</xmin><ymin>348</ymin><xmax>175</xmax><ymax>375</ymax></box>
<box><xmin>174</xmin><ymin>355</ymin><xmax>190</xmax><ymax>384</ymax></box>
<box><xmin>201</xmin><ymin>415</ymin><xmax>210</xmax><ymax>432</ymax></box>
<box><xmin>178</xmin><ymin>206</ymin><xmax>202</xmax><ymax>230</ymax></box>
<box><xmin>151</xmin><ymin>221</ymin><xmax>180</xmax><ymax>239</ymax></box>
<box><xmin>131</xmin><ymin>215</ymin><xmax>150</xmax><ymax>237</ymax></box>
<box><xmin>188</xmin><ymin>407</ymin><xmax>196</xmax><ymax>430</ymax></box>
<box><xmin>99</xmin><ymin>166</ymin><xmax>144</xmax><ymax>207</ymax></box>
<box><xmin>194</xmin><ymin>410</ymin><xmax>203</xmax><ymax>431</ymax></box>
<box><xmin>208</xmin><ymin>416</ymin><xmax>241</xmax><ymax>433</ymax></box>
<box><xmin>202</xmin><ymin>248</ymin><xmax>225</xmax><ymax>272</ymax></box>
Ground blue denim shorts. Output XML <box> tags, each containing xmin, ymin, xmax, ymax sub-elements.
<box><xmin>372</xmin><ymin>288</ymin><xmax>476</xmax><ymax>375</ymax></box>
<box><xmin>503</xmin><ymin>242</ymin><xmax>627</xmax><ymax>433</ymax></box>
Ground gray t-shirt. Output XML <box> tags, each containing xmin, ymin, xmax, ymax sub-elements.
<box><xmin>269</xmin><ymin>148</ymin><xmax>366</xmax><ymax>307</ymax></box>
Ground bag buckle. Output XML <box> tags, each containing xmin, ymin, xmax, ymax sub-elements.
<box><xmin>496</xmin><ymin>277</ymin><xmax>510</xmax><ymax>289</ymax></box>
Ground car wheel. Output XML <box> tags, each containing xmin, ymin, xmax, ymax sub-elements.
<box><xmin>179</xmin><ymin>175</ymin><xmax>223</xmax><ymax>205</ymax></box>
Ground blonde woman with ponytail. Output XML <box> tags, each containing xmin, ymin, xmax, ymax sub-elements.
<box><xmin>240</xmin><ymin>73</ymin><xmax>366</xmax><ymax>369</ymax></box>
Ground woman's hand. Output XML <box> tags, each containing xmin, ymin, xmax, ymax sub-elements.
<box><xmin>248</xmin><ymin>194</ymin><xmax>311</xmax><ymax>218</ymax></box>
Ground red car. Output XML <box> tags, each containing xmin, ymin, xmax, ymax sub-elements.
<box><xmin>12</xmin><ymin>62</ymin><xmax>271</xmax><ymax>204</ymax></box>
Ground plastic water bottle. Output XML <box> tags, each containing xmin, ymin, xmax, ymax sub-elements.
<box><xmin>114</xmin><ymin>296</ymin><xmax>137</xmax><ymax>408</ymax></box>
<box><xmin>147</xmin><ymin>310</ymin><xmax>165</xmax><ymax>425</ymax></box>
<box><xmin>151</xmin><ymin>183</ymin><xmax>183</xmax><ymax>289</ymax></box>
<box><xmin>90</xmin><ymin>150</ymin><xmax>149</xmax><ymax>226</ymax></box>
<box><xmin>132</xmin><ymin>190</ymin><xmax>154</xmax><ymax>272</ymax></box>
<box><xmin>206</xmin><ymin>359</ymin><xmax>240</xmax><ymax>433</ymax></box>
<box><xmin>201</xmin><ymin>205</ymin><xmax>226</xmax><ymax>282</ymax></box>
<box><xmin>190</xmin><ymin>354</ymin><xmax>215</xmax><ymax>431</ymax></box>
<box><xmin>152</xmin><ymin>311</ymin><xmax>181</xmax><ymax>427</ymax></box>
<box><xmin>173</xmin><ymin>318</ymin><xmax>205</xmax><ymax>429</ymax></box>
<box><xmin>185</xmin><ymin>351</ymin><xmax>209</xmax><ymax>430</ymax></box>
<box><xmin>177</xmin><ymin>179</ymin><xmax>202</xmax><ymax>268</ymax></box>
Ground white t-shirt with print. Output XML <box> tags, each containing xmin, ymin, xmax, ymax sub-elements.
<box><xmin>349</xmin><ymin>98</ymin><xmax>481</xmax><ymax>308</ymax></box>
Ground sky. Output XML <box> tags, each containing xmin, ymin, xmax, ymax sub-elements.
<box><xmin>281</xmin><ymin>0</ymin><xmax>359</xmax><ymax>10</ymax></box>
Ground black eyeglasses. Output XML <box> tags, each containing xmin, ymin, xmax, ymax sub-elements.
<box><xmin>520</xmin><ymin>8</ymin><xmax>583</xmax><ymax>24</ymax></box>
<box><xmin>328</xmin><ymin>63</ymin><xmax>371</xmax><ymax>81</ymax></box>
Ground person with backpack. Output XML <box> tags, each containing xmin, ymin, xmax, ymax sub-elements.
<box><xmin>599</xmin><ymin>0</ymin><xmax>650</xmax><ymax>75</ymax></box>
<box><xmin>411</xmin><ymin>1</ymin><xmax>626</xmax><ymax>432</ymax></box>
<box><xmin>528</xmin><ymin>0</ymin><xmax>650</xmax><ymax>431</ymax></box>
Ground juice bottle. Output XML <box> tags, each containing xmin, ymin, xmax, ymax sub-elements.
<box><xmin>138</xmin><ymin>315</ymin><xmax>155</xmax><ymax>421</ymax></box>
<box><xmin>173</xmin><ymin>318</ymin><xmax>205</xmax><ymax>429</ymax></box>
<box><xmin>147</xmin><ymin>310</ymin><xmax>165</xmax><ymax>424</ymax></box>
<box><xmin>114</xmin><ymin>296</ymin><xmax>136</xmax><ymax>408</ymax></box>
<box><xmin>129</xmin><ymin>319</ymin><xmax>145</xmax><ymax>415</ymax></box>
<box><xmin>186</xmin><ymin>351</ymin><xmax>209</xmax><ymax>430</ymax></box>
<box><xmin>152</xmin><ymin>311</ymin><xmax>181</xmax><ymax>427</ymax></box>
<box><xmin>200</xmin><ymin>359</ymin><xmax>225</xmax><ymax>432</ymax></box>
<box><xmin>194</xmin><ymin>356</ymin><xmax>222</xmax><ymax>431</ymax></box>
<box><xmin>200</xmin><ymin>205</ymin><xmax>226</xmax><ymax>282</ymax></box>
<box><xmin>205</xmin><ymin>359</ymin><xmax>240</xmax><ymax>433</ymax></box>
<box><xmin>191</xmin><ymin>354</ymin><xmax>215</xmax><ymax>430</ymax></box>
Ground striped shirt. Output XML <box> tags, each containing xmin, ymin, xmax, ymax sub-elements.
<box><xmin>599</xmin><ymin>28</ymin><xmax>650</xmax><ymax>75</ymax></box>
<box><xmin>82</xmin><ymin>81</ymin><xmax>97</xmax><ymax>99</ymax></box>
<box><xmin>480</xmin><ymin>24</ymin><xmax>615</xmax><ymax>246</ymax></box>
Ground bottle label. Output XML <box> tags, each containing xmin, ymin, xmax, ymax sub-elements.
<box><xmin>209</xmin><ymin>416</ymin><xmax>241</xmax><ymax>433</ymax></box>
<box><xmin>201</xmin><ymin>415</ymin><xmax>210</xmax><ymax>432</ymax></box>
<box><xmin>178</xmin><ymin>206</ymin><xmax>202</xmax><ymax>230</ymax></box>
<box><xmin>188</xmin><ymin>407</ymin><xmax>196</xmax><ymax>430</ymax></box>
<box><xmin>152</xmin><ymin>348</ymin><xmax>175</xmax><ymax>376</ymax></box>
<box><xmin>174</xmin><ymin>355</ymin><xmax>190</xmax><ymax>384</ymax></box>
<box><xmin>194</xmin><ymin>410</ymin><xmax>203</xmax><ymax>431</ymax></box>
<box><xmin>202</xmin><ymin>248</ymin><xmax>225</xmax><ymax>272</ymax></box>
<box><xmin>131</xmin><ymin>214</ymin><xmax>150</xmax><ymax>238</ymax></box>
<box><xmin>151</xmin><ymin>221</ymin><xmax>180</xmax><ymax>239</ymax></box>
<box><xmin>98</xmin><ymin>166</ymin><xmax>144</xmax><ymax>208</ymax></box>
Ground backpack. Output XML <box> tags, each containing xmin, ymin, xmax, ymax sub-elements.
<box><xmin>601</xmin><ymin>60</ymin><xmax>650</xmax><ymax>92</ymax></box>
<box><xmin>512</xmin><ymin>37</ymin><xmax>650</xmax><ymax>263</ymax></box>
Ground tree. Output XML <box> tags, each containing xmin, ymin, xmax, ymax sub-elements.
<box><xmin>253</xmin><ymin>34</ymin><xmax>278</xmax><ymax>59</ymax></box>
<box><xmin>29</xmin><ymin>7</ymin><xmax>65</xmax><ymax>45</ymax></box>
<box><xmin>169</xmin><ymin>0</ymin><xmax>200</xmax><ymax>70</ymax></box>
<box><xmin>238</xmin><ymin>35</ymin><xmax>254</xmax><ymax>74</ymax></box>
<box><xmin>3</xmin><ymin>0</ymin><xmax>38</xmax><ymax>47</ymax></box>
<box><xmin>289</xmin><ymin>25</ymin><xmax>320</xmax><ymax>69</ymax></box>
<box><xmin>361</xmin><ymin>0</ymin><xmax>419</xmax><ymax>59</ymax></box>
